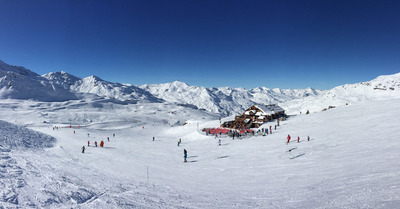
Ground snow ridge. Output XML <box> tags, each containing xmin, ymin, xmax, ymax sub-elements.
<box><xmin>0</xmin><ymin>61</ymin><xmax>77</xmax><ymax>101</ymax></box>
<box><xmin>43</xmin><ymin>71</ymin><xmax>163</xmax><ymax>103</ymax></box>
<box><xmin>280</xmin><ymin>73</ymin><xmax>400</xmax><ymax>114</ymax></box>
<box><xmin>139</xmin><ymin>81</ymin><xmax>322</xmax><ymax>115</ymax></box>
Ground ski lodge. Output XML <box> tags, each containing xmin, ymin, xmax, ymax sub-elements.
<box><xmin>222</xmin><ymin>104</ymin><xmax>286</xmax><ymax>129</ymax></box>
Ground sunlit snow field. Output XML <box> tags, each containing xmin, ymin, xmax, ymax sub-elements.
<box><xmin>1</xmin><ymin>98</ymin><xmax>399</xmax><ymax>208</ymax></box>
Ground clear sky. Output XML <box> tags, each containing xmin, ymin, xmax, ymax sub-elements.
<box><xmin>0</xmin><ymin>0</ymin><xmax>399</xmax><ymax>90</ymax></box>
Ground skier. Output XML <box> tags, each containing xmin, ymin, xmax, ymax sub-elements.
<box><xmin>113</xmin><ymin>133</ymin><xmax>115</xmax><ymax>137</ymax></box>
<box><xmin>178</xmin><ymin>138</ymin><xmax>181</xmax><ymax>146</ymax></box>
<box><xmin>88</xmin><ymin>141</ymin><xmax>90</xmax><ymax>147</ymax></box>
<box><xmin>297</xmin><ymin>136</ymin><xmax>300</xmax><ymax>143</ymax></box>
<box><xmin>95</xmin><ymin>141</ymin><xmax>97</xmax><ymax>147</ymax></box>
<box><xmin>82</xmin><ymin>146</ymin><xmax>85</xmax><ymax>153</ymax></box>
<box><xmin>183</xmin><ymin>149</ymin><xmax>187</xmax><ymax>163</ymax></box>
<box><xmin>107</xmin><ymin>137</ymin><xmax>109</xmax><ymax>142</ymax></box>
<box><xmin>275</xmin><ymin>125</ymin><xmax>277</xmax><ymax>130</ymax></box>
<box><xmin>308</xmin><ymin>136</ymin><xmax>310</xmax><ymax>141</ymax></box>
<box><xmin>100</xmin><ymin>141</ymin><xmax>104</xmax><ymax>147</ymax></box>
<box><xmin>74</xmin><ymin>130</ymin><xmax>75</xmax><ymax>134</ymax></box>
<box><xmin>153</xmin><ymin>136</ymin><xmax>155</xmax><ymax>141</ymax></box>
<box><xmin>287</xmin><ymin>134</ymin><xmax>291</xmax><ymax>144</ymax></box>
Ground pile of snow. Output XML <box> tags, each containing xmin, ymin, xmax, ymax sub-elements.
<box><xmin>0</xmin><ymin>120</ymin><xmax>56</xmax><ymax>149</ymax></box>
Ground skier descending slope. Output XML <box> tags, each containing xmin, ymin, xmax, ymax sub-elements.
<box><xmin>287</xmin><ymin>134</ymin><xmax>291</xmax><ymax>144</ymax></box>
<box><xmin>184</xmin><ymin>149</ymin><xmax>187</xmax><ymax>162</ymax></box>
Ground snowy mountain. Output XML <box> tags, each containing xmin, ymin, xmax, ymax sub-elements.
<box><xmin>2</xmin><ymin>59</ymin><xmax>400</xmax><ymax>117</ymax></box>
<box><xmin>0</xmin><ymin>60</ymin><xmax>77</xmax><ymax>101</ymax></box>
<box><xmin>139</xmin><ymin>81</ymin><xmax>322</xmax><ymax>115</ymax></box>
<box><xmin>280</xmin><ymin>73</ymin><xmax>400</xmax><ymax>114</ymax></box>
<box><xmin>0</xmin><ymin>59</ymin><xmax>321</xmax><ymax>114</ymax></box>
<box><xmin>1</xmin><ymin>59</ymin><xmax>400</xmax><ymax>208</ymax></box>
<box><xmin>43</xmin><ymin>71</ymin><xmax>163</xmax><ymax>103</ymax></box>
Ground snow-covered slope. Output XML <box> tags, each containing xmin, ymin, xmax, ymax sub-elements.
<box><xmin>0</xmin><ymin>96</ymin><xmax>399</xmax><ymax>208</ymax></box>
<box><xmin>0</xmin><ymin>60</ymin><xmax>77</xmax><ymax>101</ymax></box>
<box><xmin>280</xmin><ymin>73</ymin><xmax>400</xmax><ymax>114</ymax></box>
<box><xmin>140</xmin><ymin>81</ymin><xmax>321</xmax><ymax>115</ymax></box>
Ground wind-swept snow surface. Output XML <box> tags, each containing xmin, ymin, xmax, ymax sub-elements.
<box><xmin>0</xmin><ymin>97</ymin><xmax>399</xmax><ymax>208</ymax></box>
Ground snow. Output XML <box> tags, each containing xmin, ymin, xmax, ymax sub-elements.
<box><xmin>0</xmin><ymin>95</ymin><xmax>400</xmax><ymax>208</ymax></box>
<box><xmin>1</xmin><ymin>59</ymin><xmax>400</xmax><ymax>208</ymax></box>
<box><xmin>280</xmin><ymin>73</ymin><xmax>400</xmax><ymax>115</ymax></box>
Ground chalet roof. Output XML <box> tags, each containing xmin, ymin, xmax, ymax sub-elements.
<box><xmin>254</xmin><ymin>104</ymin><xmax>285</xmax><ymax>115</ymax></box>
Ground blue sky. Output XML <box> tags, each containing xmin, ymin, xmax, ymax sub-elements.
<box><xmin>0</xmin><ymin>0</ymin><xmax>399</xmax><ymax>90</ymax></box>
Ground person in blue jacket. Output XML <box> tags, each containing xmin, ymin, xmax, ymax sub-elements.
<box><xmin>184</xmin><ymin>149</ymin><xmax>187</xmax><ymax>162</ymax></box>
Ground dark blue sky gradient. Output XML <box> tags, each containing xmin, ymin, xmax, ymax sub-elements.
<box><xmin>1</xmin><ymin>0</ymin><xmax>399</xmax><ymax>89</ymax></box>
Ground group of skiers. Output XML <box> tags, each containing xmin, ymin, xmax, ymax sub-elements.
<box><xmin>82</xmin><ymin>133</ymin><xmax>115</xmax><ymax>153</ymax></box>
<box><xmin>82</xmin><ymin>140</ymin><xmax>105</xmax><ymax>153</ymax></box>
<box><xmin>286</xmin><ymin>134</ymin><xmax>311</xmax><ymax>144</ymax></box>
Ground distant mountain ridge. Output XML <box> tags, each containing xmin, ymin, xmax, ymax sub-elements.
<box><xmin>139</xmin><ymin>81</ymin><xmax>321</xmax><ymax>115</ymax></box>
<box><xmin>280</xmin><ymin>72</ymin><xmax>400</xmax><ymax>114</ymax></box>
<box><xmin>1</xmin><ymin>59</ymin><xmax>399</xmax><ymax>115</ymax></box>
<box><xmin>43</xmin><ymin>71</ymin><xmax>162</xmax><ymax>103</ymax></box>
<box><xmin>0</xmin><ymin>60</ymin><xmax>77</xmax><ymax>101</ymax></box>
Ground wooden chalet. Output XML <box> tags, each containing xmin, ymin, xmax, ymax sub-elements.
<box><xmin>222</xmin><ymin>104</ymin><xmax>286</xmax><ymax>129</ymax></box>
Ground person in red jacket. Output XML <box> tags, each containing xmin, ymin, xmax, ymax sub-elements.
<box><xmin>100</xmin><ymin>140</ymin><xmax>104</xmax><ymax>147</ymax></box>
<box><xmin>287</xmin><ymin>134</ymin><xmax>291</xmax><ymax>144</ymax></box>
<box><xmin>297</xmin><ymin>136</ymin><xmax>300</xmax><ymax>143</ymax></box>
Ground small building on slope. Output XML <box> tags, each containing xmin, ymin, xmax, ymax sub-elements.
<box><xmin>222</xmin><ymin>104</ymin><xmax>286</xmax><ymax>129</ymax></box>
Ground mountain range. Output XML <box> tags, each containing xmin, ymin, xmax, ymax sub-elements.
<box><xmin>1</xmin><ymin>59</ymin><xmax>399</xmax><ymax>115</ymax></box>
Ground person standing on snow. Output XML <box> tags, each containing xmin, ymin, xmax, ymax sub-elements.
<box><xmin>297</xmin><ymin>136</ymin><xmax>300</xmax><ymax>143</ymax></box>
<box><xmin>308</xmin><ymin>136</ymin><xmax>310</xmax><ymax>141</ymax></box>
<box><xmin>100</xmin><ymin>140</ymin><xmax>104</xmax><ymax>147</ymax></box>
<box><xmin>95</xmin><ymin>141</ymin><xmax>97</xmax><ymax>147</ymax></box>
<box><xmin>184</xmin><ymin>149</ymin><xmax>187</xmax><ymax>162</ymax></box>
<box><xmin>287</xmin><ymin>134</ymin><xmax>291</xmax><ymax>144</ymax></box>
<box><xmin>82</xmin><ymin>146</ymin><xmax>85</xmax><ymax>153</ymax></box>
<box><xmin>88</xmin><ymin>141</ymin><xmax>90</xmax><ymax>147</ymax></box>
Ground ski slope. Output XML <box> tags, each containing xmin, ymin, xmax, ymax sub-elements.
<box><xmin>0</xmin><ymin>97</ymin><xmax>399</xmax><ymax>208</ymax></box>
